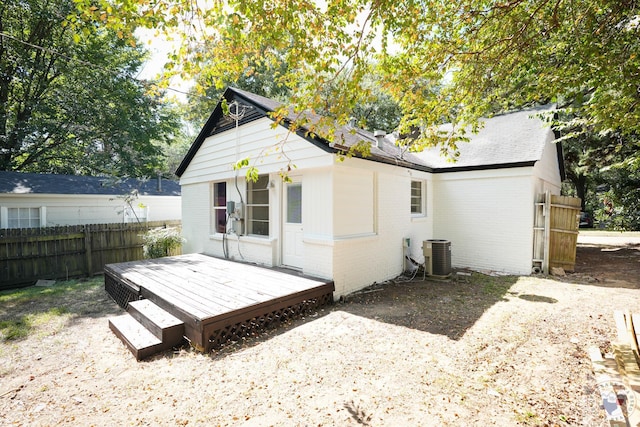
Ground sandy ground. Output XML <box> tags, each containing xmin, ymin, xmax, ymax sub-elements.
<box><xmin>578</xmin><ymin>230</ymin><xmax>640</xmax><ymax>246</ymax></box>
<box><xmin>0</xmin><ymin>239</ymin><xmax>639</xmax><ymax>426</ymax></box>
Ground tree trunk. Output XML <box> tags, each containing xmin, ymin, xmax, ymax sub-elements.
<box><xmin>574</xmin><ymin>174</ymin><xmax>587</xmax><ymax>211</ymax></box>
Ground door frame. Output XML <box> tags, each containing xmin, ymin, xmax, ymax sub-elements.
<box><xmin>281</xmin><ymin>176</ymin><xmax>304</xmax><ymax>269</ymax></box>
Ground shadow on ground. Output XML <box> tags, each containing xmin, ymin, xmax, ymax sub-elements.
<box><xmin>337</xmin><ymin>273</ymin><xmax>519</xmax><ymax>341</ymax></box>
<box><xmin>566</xmin><ymin>244</ymin><xmax>640</xmax><ymax>289</ymax></box>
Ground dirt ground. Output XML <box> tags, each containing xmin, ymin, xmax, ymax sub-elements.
<box><xmin>574</xmin><ymin>241</ymin><xmax>640</xmax><ymax>289</ymax></box>
<box><xmin>1</xmin><ymin>239</ymin><xmax>639</xmax><ymax>426</ymax></box>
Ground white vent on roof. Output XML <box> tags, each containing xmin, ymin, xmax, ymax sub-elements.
<box><xmin>373</xmin><ymin>130</ymin><xmax>386</xmax><ymax>148</ymax></box>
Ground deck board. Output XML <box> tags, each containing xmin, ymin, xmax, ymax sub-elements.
<box><xmin>105</xmin><ymin>253</ymin><xmax>334</xmax><ymax>351</ymax></box>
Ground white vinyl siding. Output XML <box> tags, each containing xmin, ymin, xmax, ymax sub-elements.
<box><xmin>178</xmin><ymin>118</ymin><xmax>334</xmax><ymax>185</ymax></box>
<box><xmin>0</xmin><ymin>196</ymin><xmax>179</xmax><ymax>227</ymax></box>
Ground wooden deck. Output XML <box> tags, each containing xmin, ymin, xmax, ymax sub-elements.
<box><xmin>104</xmin><ymin>253</ymin><xmax>334</xmax><ymax>352</ymax></box>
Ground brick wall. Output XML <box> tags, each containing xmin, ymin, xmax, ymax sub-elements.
<box><xmin>433</xmin><ymin>168</ymin><xmax>535</xmax><ymax>275</ymax></box>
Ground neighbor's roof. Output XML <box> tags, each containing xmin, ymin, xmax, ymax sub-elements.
<box><xmin>176</xmin><ymin>87</ymin><xmax>560</xmax><ymax>177</ymax></box>
<box><xmin>0</xmin><ymin>171</ymin><xmax>181</xmax><ymax>196</ymax></box>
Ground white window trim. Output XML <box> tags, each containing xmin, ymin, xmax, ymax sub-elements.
<box><xmin>410</xmin><ymin>180</ymin><xmax>426</xmax><ymax>217</ymax></box>
<box><xmin>1</xmin><ymin>206</ymin><xmax>7</xmax><ymax>228</ymax></box>
<box><xmin>211</xmin><ymin>181</ymin><xmax>227</xmax><ymax>235</ymax></box>
<box><xmin>246</xmin><ymin>175</ymin><xmax>270</xmax><ymax>237</ymax></box>
<box><xmin>2</xmin><ymin>206</ymin><xmax>46</xmax><ymax>228</ymax></box>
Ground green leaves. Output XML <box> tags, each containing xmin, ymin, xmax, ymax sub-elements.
<box><xmin>70</xmin><ymin>0</ymin><xmax>640</xmax><ymax>176</ymax></box>
<box><xmin>232</xmin><ymin>157</ymin><xmax>250</xmax><ymax>171</ymax></box>
<box><xmin>246</xmin><ymin>166</ymin><xmax>260</xmax><ymax>183</ymax></box>
<box><xmin>0</xmin><ymin>0</ymin><xmax>180</xmax><ymax>176</ymax></box>
<box><xmin>232</xmin><ymin>159</ymin><xmax>259</xmax><ymax>183</ymax></box>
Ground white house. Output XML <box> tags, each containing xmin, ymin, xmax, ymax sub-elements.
<box><xmin>0</xmin><ymin>172</ymin><xmax>182</xmax><ymax>228</ymax></box>
<box><xmin>176</xmin><ymin>88</ymin><xmax>563</xmax><ymax>297</ymax></box>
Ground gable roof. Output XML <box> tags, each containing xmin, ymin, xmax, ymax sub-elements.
<box><xmin>0</xmin><ymin>171</ymin><xmax>181</xmax><ymax>196</ymax></box>
<box><xmin>176</xmin><ymin>87</ymin><xmax>562</xmax><ymax>177</ymax></box>
<box><xmin>412</xmin><ymin>105</ymin><xmax>560</xmax><ymax>173</ymax></box>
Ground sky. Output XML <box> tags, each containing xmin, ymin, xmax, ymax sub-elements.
<box><xmin>135</xmin><ymin>28</ymin><xmax>191</xmax><ymax>102</ymax></box>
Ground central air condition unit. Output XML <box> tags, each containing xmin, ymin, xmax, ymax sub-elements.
<box><xmin>423</xmin><ymin>239</ymin><xmax>452</xmax><ymax>279</ymax></box>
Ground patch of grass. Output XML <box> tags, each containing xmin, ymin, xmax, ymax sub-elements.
<box><xmin>514</xmin><ymin>409</ymin><xmax>542</xmax><ymax>425</ymax></box>
<box><xmin>0</xmin><ymin>317</ymin><xmax>31</xmax><ymax>341</ymax></box>
<box><xmin>0</xmin><ymin>307</ymin><xmax>71</xmax><ymax>342</ymax></box>
<box><xmin>0</xmin><ymin>277</ymin><xmax>103</xmax><ymax>305</ymax></box>
<box><xmin>0</xmin><ymin>277</ymin><xmax>103</xmax><ymax>342</ymax></box>
<box><xmin>475</xmin><ymin>274</ymin><xmax>516</xmax><ymax>297</ymax></box>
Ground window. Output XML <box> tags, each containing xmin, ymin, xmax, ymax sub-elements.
<box><xmin>8</xmin><ymin>207</ymin><xmax>41</xmax><ymax>228</ymax></box>
<box><xmin>246</xmin><ymin>175</ymin><xmax>269</xmax><ymax>236</ymax></box>
<box><xmin>286</xmin><ymin>183</ymin><xmax>302</xmax><ymax>224</ymax></box>
<box><xmin>411</xmin><ymin>180</ymin><xmax>424</xmax><ymax>215</ymax></box>
<box><xmin>124</xmin><ymin>204</ymin><xmax>148</xmax><ymax>223</ymax></box>
<box><xmin>212</xmin><ymin>182</ymin><xmax>227</xmax><ymax>233</ymax></box>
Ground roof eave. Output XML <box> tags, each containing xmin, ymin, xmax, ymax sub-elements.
<box><xmin>431</xmin><ymin>160</ymin><xmax>538</xmax><ymax>174</ymax></box>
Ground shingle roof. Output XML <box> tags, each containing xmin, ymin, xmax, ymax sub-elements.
<box><xmin>0</xmin><ymin>171</ymin><xmax>181</xmax><ymax>196</ymax></box>
<box><xmin>176</xmin><ymin>87</ymin><xmax>559</xmax><ymax>176</ymax></box>
<box><xmin>411</xmin><ymin>105</ymin><xmax>555</xmax><ymax>170</ymax></box>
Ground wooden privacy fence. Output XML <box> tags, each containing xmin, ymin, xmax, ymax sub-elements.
<box><xmin>533</xmin><ymin>192</ymin><xmax>581</xmax><ymax>274</ymax></box>
<box><xmin>0</xmin><ymin>221</ymin><xmax>181</xmax><ymax>290</ymax></box>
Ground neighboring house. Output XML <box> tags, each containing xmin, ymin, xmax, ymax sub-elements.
<box><xmin>0</xmin><ymin>172</ymin><xmax>181</xmax><ymax>228</ymax></box>
<box><xmin>176</xmin><ymin>87</ymin><xmax>563</xmax><ymax>297</ymax></box>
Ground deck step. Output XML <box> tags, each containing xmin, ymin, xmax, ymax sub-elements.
<box><xmin>127</xmin><ymin>299</ymin><xmax>184</xmax><ymax>346</ymax></box>
<box><xmin>109</xmin><ymin>315</ymin><xmax>164</xmax><ymax>361</ymax></box>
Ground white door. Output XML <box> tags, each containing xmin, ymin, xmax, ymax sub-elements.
<box><xmin>282</xmin><ymin>179</ymin><xmax>304</xmax><ymax>269</ymax></box>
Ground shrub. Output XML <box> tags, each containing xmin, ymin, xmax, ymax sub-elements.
<box><xmin>142</xmin><ymin>227</ymin><xmax>185</xmax><ymax>259</ymax></box>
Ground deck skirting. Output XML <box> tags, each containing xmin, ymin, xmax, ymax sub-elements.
<box><xmin>105</xmin><ymin>274</ymin><xmax>140</xmax><ymax>309</ymax></box>
<box><xmin>201</xmin><ymin>288</ymin><xmax>334</xmax><ymax>351</ymax></box>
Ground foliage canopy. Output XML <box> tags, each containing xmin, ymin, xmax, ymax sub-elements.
<box><xmin>75</xmin><ymin>1</ymin><xmax>640</xmax><ymax>155</ymax></box>
<box><xmin>0</xmin><ymin>0</ymin><xmax>180</xmax><ymax>176</ymax></box>
<box><xmin>73</xmin><ymin>0</ymin><xmax>640</xmax><ymax>226</ymax></box>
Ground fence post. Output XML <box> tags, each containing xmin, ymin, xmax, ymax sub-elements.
<box><xmin>542</xmin><ymin>190</ymin><xmax>551</xmax><ymax>275</ymax></box>
<box><xmin>84</xmin><ymin>225</ymin><xmax>93</xmax><ymax>276</ymax></box>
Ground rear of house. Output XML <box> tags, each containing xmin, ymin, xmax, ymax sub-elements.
<box><xmin>177</xmin><ymin>88</ymin><xmax>563</xmax><ymax>297</ymax></box>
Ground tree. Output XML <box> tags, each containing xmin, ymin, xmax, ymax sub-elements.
<box><xmin>0</xmin><ymin>0</ymin><xmax>180</xmax><ymax>176</ymax></box>
<box><xmin>156</xmin><ymin>123</ymin><xmax>194</xmax><ymax>178</ymax></box>
<box><xmin>184</xmin><ymin>51</ymin><xmax>292</xmax><ymax>127</ymax></box>
<box><xmin>75</xmin><ymin>1</ymin><xmax>640</xmax><ymax>154</ymax></box>
<box><xmin>348</xmin><ymin>76</ymin><xmax>402</xmax><ymax>133</ymax></box>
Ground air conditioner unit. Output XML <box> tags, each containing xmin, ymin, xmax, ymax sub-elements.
<box><xmin>423</xmin><ymin>239</ymin><xmax>451</xmax><ymax>278</ymax></box>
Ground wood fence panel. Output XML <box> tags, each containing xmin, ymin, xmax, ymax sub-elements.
<box><xmin>549</xmin><ymin>195</ymin><xmax>581</xmax><ymax>271</ymax></box>
<box><xmin>533</xmin><ymin>193</ymin><xmax>581</xmax><ymax>274</ymax></box>
<box><xmin>0</xmin><ymin>221</ymin><xmax>181</xmax><ymax>290</ymax></box>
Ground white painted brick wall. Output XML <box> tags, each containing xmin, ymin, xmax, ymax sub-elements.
<box><xmin>330</xmin><ymin>162</ymin><xmax>433</xmax><ymax>297</ymax></box>
<box><xmin>302</xmin><ymin>239</ymin><xmax>333</xmax><ymax>280</ymax></box>
<box><xmin>433</xmin><ymin>169</ymin><xmax>535</xmax><ymax>275</ymax></box>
